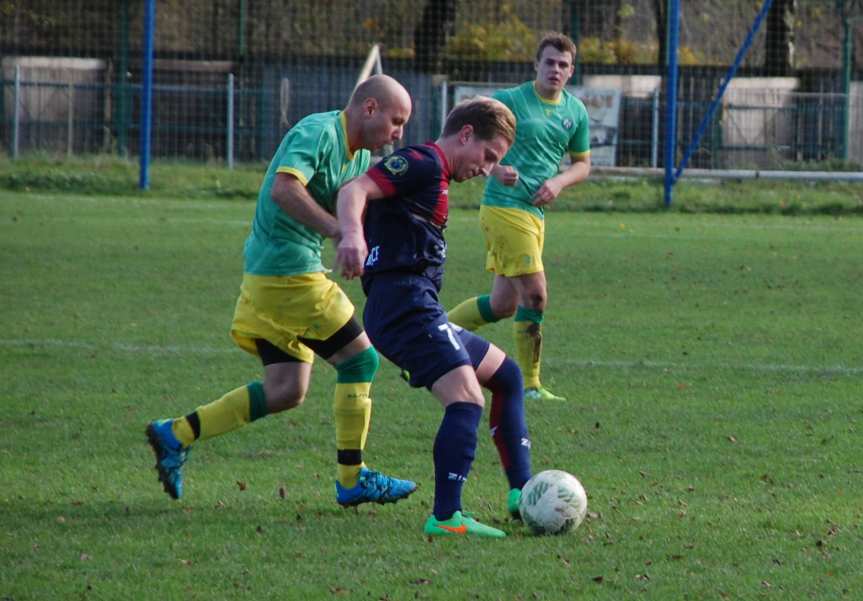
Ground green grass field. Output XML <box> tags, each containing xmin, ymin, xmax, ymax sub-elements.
<box><xmin>1</xmin><ymin>187</ymin><xmax>861</xmax><ymax>600</ymax></box>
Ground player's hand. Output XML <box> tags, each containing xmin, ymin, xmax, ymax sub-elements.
<box><xmin>532</xmin><ymin>178</ymin><xmax>563</xmax><ymax>207</ymax></box>
<box><xmin>494</xmin><ymin>165</ymin><xmax>519</xmax><ymax>187</ymax></box>
<box><xmin>336</xmin><ymin>231</ymin><xmax>367</xmax><ymax>280</ymax></box>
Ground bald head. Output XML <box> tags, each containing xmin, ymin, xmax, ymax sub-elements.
<box><xmin>345</xmin><ymin>74</ymin><xmax>412</xmax><ymax>152</ymax></box>
<box><xmin>349</xmin><ymin>74</ymin><xmax>411</xmax><ymax>111</ymax></box>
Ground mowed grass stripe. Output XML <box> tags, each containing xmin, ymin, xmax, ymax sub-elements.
<box><xmin>3</xmin><ymin>337</ymin><xmax>863</xmax><ymax>376</ymax></box>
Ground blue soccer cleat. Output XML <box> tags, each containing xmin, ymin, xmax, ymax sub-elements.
<box><xmin>336</xmin><ymin>467</ymin><xmax>417</xmax><ymax>507</ymax></box>
<box><xmin>146</xmin><ymin>419</ymin><xmax>189</xmax><ymax>500</ymax></box>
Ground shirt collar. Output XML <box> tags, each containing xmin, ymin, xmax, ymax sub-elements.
<box><xmin>338</xmin><ymin>111</ymin><xmax>355</xmax><ymax>160</ymax></box>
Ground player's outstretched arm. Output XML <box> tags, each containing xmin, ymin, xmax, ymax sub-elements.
<box><xmin>335</xmin><ymin>174</ymin><xmax>385</xmax><ymax>279</ymax></box>
<box><xmin>271</xmin><ymin>173</ymin><xmax>340</xmax><ymax>239</ymax></box>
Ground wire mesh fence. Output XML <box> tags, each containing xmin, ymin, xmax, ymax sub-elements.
<box><xmin>1</xmin><ymin>1</ymin><xmax>861</xmax><ymax>171</ymax></box>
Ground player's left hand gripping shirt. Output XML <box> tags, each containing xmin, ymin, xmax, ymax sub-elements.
<box><xmin>244</xmin><ymin>111</ymin><xmax>371</xmax><ymax>275</ymax></box>
<box><xmin>360</xmin><ymin>143</ymin><xmax>451</xmax><ymax>292</ymax></box>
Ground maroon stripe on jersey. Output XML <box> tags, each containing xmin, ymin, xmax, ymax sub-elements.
<box><xmin>430</xmin><ymin>179</ymin><xmax>449</xmax><ymax>226</ymax></box>
<box><xmin>427</xmin><ymin>142</ymin><xmax>451</xmax><ymax>180</ymax></box>
<box><xmin>367</xmin><ymin>167</ymin><xmax>397</xmax><ymax>197</ymax></box>
<box><xmin>426</xmin><ymin>142</ymin><xmax>450</xmax><ymax>226</ymax></box>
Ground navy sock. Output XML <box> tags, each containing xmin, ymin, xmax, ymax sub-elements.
<box><xmin>433</xmin><ymin>402</ymin><xmax>482</xmax><ymax>521</ymax></box>
<box><xmin>487</xmin><ymin>356</ymin><xmax>532</xmax><ymax>490</ymax></box>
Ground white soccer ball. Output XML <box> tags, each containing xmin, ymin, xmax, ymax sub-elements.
<box><xmin>519</xmin><ymin>470</ymin><xmax>588</xmax><ymax>535</ymax></box>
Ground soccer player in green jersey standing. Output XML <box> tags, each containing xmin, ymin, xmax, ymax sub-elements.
<box><xmin>146</xmin><ymin>75</ymin><xmax>418</xmax><ymax>507</ymax></box>
<box><xmin>448</xmin><ymin>32</ymin><xmax>591</xmax><ymax>402</ymax></box>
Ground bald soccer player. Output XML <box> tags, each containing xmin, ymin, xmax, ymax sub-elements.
<box><xmin>146</xmin><ymin>75</ymin><xmax>417</xmax><ymax>508</ymax></box>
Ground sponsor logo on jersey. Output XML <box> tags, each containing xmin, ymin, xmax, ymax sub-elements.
<box><xmin>365</xmin><ymin>245</ymin><xmax>380</xmax><ymax>266</ymax></box>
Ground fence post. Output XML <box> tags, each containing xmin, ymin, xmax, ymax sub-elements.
<box><xmin>841</xmin><ymin>6</ymin><xmax>852</xmax><ymax>160</ymax></box>
<box><xmin>138</xmin><ymin>0</ymin><xmax>155</xmax><ymax>190</ymax></box>
<box><xmin>651</xmin><ymin>87</ymin><xmax>660</xmax><ymax>168</ymax></box>
<box><xmin>227</xmin><ymin>73</ymin><xmax>235</xmax><ymax>169</ymax></box>
<box><xmin>663</xmin><ymin>0</ymin><xmax>680</xmax><ymax>207</ymax></box>
<box><xmin>13</xmin><ymin>65</ymin><xmax>20</xmax><ymax>160</ymax></box>
<box><xmin>67</xmin><ymin>82</ymin><xmax>74</xmax><ymax>157</ymax></box>
<box><xmin>440</xmin><ymin>79</ymin><xmax>448</xmax><ymax>135</ymax></box>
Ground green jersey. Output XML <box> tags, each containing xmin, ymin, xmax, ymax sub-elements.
<box><xmin>483</xmin><ymin>82</ymin><xmax>591</xmax><ymax>218</ymax></box>
<box><xmin>244</xmin><ymin>111</ymin><xmax>371</xmax><ymax>275</ymax></box>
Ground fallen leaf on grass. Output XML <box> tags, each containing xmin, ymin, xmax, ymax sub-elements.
<box><xmin>236</xmin><ymin>481</ymin><xmax>247</xmax><ymax>491</ymax></box>
<box><xmin>592</xmin><ymin>576</ymin><xmax>604</xmax><ymax>584</ymax></box>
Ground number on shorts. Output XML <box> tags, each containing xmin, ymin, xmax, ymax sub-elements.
<box><xmin>437</xmin><ymin>323</ymin><xmax>461</xmax><ymax>350</ymax></box>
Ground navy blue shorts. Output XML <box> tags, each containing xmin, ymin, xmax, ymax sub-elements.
<box><xmin>363</xmin><ymin>273</ymin><xmax>491</xmax><ymax>389</ymax></box>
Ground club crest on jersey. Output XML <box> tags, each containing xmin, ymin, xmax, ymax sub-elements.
<box><xmin>562</xmin><ymin>118</ymin><xmax>573</xmax><ymax>130</ymax></box>
<box><xmin>383</xmin><ymin>155</ymin><xmax>409</xmax><ymax>176</ymax></box>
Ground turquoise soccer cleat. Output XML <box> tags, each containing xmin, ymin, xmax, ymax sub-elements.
<box><xmin>507</xmin><ymin>488</ymin><xmax>523</xmax><ymax>520</ymax></box>
<box><xmin>146</xmin><ymin>419</ymin><xmax>189</xmax><ymax>500</ymax></box>
<box><xmin>335</xmin><ymin>467</ymin><xmax>417</xmax><ymax>507</ymax></box>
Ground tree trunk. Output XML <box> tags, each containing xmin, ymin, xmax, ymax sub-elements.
<box><xmin>765</xmin><ymin>0</ymin><xmax>796</xmax><ymax>75</ymax></box>
<box><xmin>653</xmin><ymin>0</ymin><xmax>666</xmax><ymax>66</ymax></box>
<box><xmin>413</xmin><ymin>0</ymin><xmax>457</xmax><ymax>73</ymax></box>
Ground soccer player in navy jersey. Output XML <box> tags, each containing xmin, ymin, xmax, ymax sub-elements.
<box><xmin>336</xmin><ymin>97</ymin><xmax>533</xmax><ymax>538</ymax></box>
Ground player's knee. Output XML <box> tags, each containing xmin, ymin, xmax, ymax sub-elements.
<box><xmin>491</xmin><ymin>297</ymin><xmax>517</xmax><ymax>318</ymax></box>
<box><xmin>487</xmin><ymin>355</ymin><xmax>523</xmax><ymax>396</ymax></box>
<box><xmin>335</xmin><ymin>346</ymin><xmax>380</xmax><ymax>383</ymax></box>
<box><xmin>264</xmin><ymin>380</ymin><xmax>307</xmax><ymax>412</ymax></box>
<box><xmin>522</xmin><ymin>291</ymin><xmax>546</xmax><ymax>311</ymax></box>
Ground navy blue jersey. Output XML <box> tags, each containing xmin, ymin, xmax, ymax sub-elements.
<box><xmin>361</xmin><ymin>143</ymin><xmax>450</xmax><ymax>292</ymax></box>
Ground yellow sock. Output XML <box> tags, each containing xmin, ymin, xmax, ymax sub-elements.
<box><xmin>334</xmin><ymin>382</ymin><xmax>372</xmax><ymax>488</ymax></box>
<box><xmin>514</xmin><ymin>307</ymin><xmax>543</xmax><ymax>389</ymax></box>
<box><xmin>171</xmin><ymin>382</ymin><xmax>267</xmax><ymax>446</ymax></box>
<box><xmin>448</xmin><ymin>295</ymin><xmax>499</xmax><ymax>331</ymax></box>
<box><xmin>334</xmin><ymin>347</ymin><xmax>378</xmax><ymax>488</ymax></box>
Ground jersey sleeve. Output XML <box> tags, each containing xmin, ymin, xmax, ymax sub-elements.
<box><xmin>274</xmin><ymin>122</ymin><xmax>330</xmax><ymax>186</ymax></box>
<box><xmin>366</xmin><ymin>147</ymin><xmax>437</xmax><ymax>199</ymax></box>
<box><xmin>568</xmin><ymin>102</ymin><xmax>591</xmax><ymax>158</ymax></box>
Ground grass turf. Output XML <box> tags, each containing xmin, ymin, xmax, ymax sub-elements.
<box><xmin>1</xmin><ymin>188</ymin><xmax>861</xmax><ymax>600</ymax></box>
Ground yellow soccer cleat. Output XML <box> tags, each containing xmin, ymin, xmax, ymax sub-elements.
<box><xmin>523</xmin><ymin>386</ymin><xmax>566</xmax><ymax>401</ymax></box>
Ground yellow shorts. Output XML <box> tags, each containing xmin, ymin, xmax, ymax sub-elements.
<box><xmin>230</xmin><ymin>272</ymin><xmax>355</xmax><ymax>363</ymax></box>
<box><xmin>479</xmin><ymin>205</ymin><xmax>545</xmax><ymax>277</ymax></box>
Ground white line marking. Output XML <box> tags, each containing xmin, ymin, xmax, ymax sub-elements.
<box><xmin>0</xmin><ymin>338</ymin><xmax>234</xmax><ymax>355</ymax></box>
<box><xmin>545</xmin><ymin>357</ymin><xmax>863</xmax><ymax>376</ymax></box>
<box><xmin>3</xmin><ymin>338</ymin><xmax>861</xmax><ymax>375</ymax></box>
